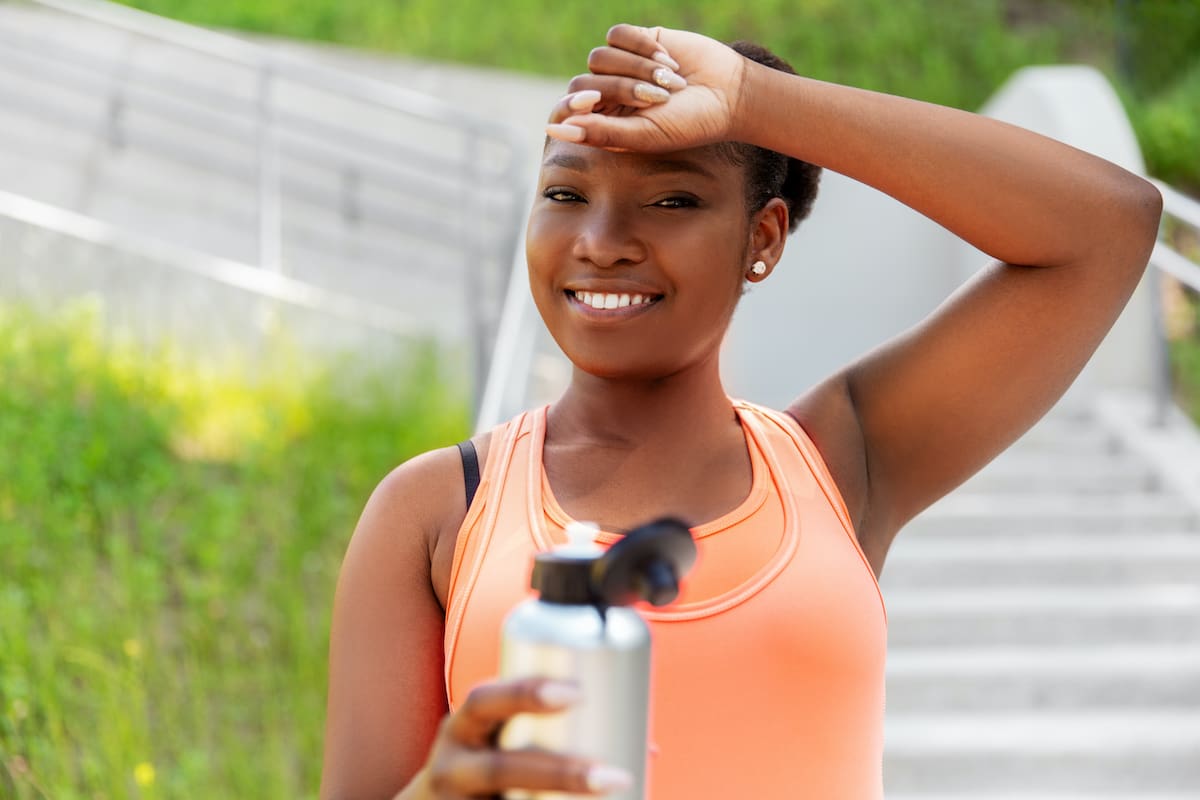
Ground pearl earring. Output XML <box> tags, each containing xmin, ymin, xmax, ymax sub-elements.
<box><xmin>750</xmin><ymin>260</ymin><xmax>767</xmax><ymax>277</ymax></box>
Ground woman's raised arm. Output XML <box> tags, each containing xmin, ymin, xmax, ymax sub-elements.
<box><xmin>549</xmin><ymin>24</ymin><xmax>1163</xmax><ymax>572</ymax></box>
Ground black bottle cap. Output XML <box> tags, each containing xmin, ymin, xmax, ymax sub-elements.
<box><xmin>531</xmin><ymin>554</ymin><xmax>595</xmax><ymax>604</ymax></box>
<box><xmin>593</xmin><ymin>518</ymin><xmax>697</xmax><ymax>608</ymax></box>
<box><xmin>530</xmin><ymin>518</ymin><xmax>697</xmax><ymax>608</ymax></box>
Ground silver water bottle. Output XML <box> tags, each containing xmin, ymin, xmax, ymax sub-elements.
<box><xmin>498</xmin><ymin>518</ymin><xmax>696</xmax><ymax>800</ymax></box>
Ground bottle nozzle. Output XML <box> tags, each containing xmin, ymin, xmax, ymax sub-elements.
<box><xmin>635</xmin><ymin>558</ymin><xmax>680</xmax><ymax>606</ymax></box>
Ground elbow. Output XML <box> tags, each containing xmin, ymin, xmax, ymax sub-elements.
<box><xmin>1093</xmin><ymin>172</ymin><xmax>1163</xmax><ymax>276</ymax></box>
<box><xmin>1134</xmin><ymin>176</ymin><xmax>1164</xmax><ymax>236</ymax></box>
<box><xmin>1124</xmin><ymin>174</ymin><xmax>1164</xmax><ymax>251</ymax></box>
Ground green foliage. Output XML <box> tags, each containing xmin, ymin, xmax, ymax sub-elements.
<box><xmin>1112</xmin><ymin>0</ymin><xmax>1200</xmax><ymax>97</ymax></box>
<box><xmin>1131</xmin><ymin>60</ymin><xmax>1200</xmax><ymax>192</ymax></box>
<box><xmin>0</xmin><ymin>305</ymin><xmax>467</xmax><ymax>798</ymax></box>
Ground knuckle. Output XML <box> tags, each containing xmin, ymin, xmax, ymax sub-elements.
<box><xmin>436</xmin><ymin>713</ymin><xmax>458</xmax><ymax>741</ymax></box>
<box><xmin>484</xmin><ymin>749</ymin><xmax>504</xmax><ymax>788</ymax></box>
<box><xmin>427</xmin><ymin>758</ymin><xmax>454</xmax><ymax>792</ymax></box>
<box><xmin>518</xmin><ymin>677</ymin><xmax>547</xmax><ymax>707</ymax></box>
<box><xmin>462</xmin><ymin>685</ymin><xmax>489</xmax><ymax>712</ymax></box>
<box><xmin>567</xmin><ymin>75</ymin><xmax>591</xmax><ymax>93</ymax></box>
<box><xmin>587</xmin><ymin>47</ymin><xmax>607</xmax><ymax>69</ymax></box>
<box><xmin>606</xmin><ymin>23</ymin><xmax>626</xmax><ymax>42</ymax></box>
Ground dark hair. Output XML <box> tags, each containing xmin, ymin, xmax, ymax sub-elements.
<box><xmin>718</xmin><ymin>41</ymin><xmax>821</xmax><ymax>233</ymax></box>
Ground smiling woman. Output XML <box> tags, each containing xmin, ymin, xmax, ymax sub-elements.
<box><xmin>319</xmin><ymin>23</ymin><xmax>1162</xmax><ymax>800</ymax></box>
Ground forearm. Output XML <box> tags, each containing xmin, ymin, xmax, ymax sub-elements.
<box><xmin>390</xmin><ymin>771</ymin><xmax>427</xmax><ymax>800</ymax></box>
<box><xmin>735</xmin><ymin>60</ymin><xmax>1162</xmax><ymax>269</ymax></box>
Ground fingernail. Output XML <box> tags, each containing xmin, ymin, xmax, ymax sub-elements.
<box><xmin>632</xmin><ymin>83</ymin><xmax>670</xmax><ymax>104</ymax></box>
<box><xmin>545</xmin><ymin>123</ymin><xmax>586</xmax><ymax>143</ymax></box>
<box><xmin>536</xmin><ymin>680</ymin><xmax>582</xmax><ymax>706</ymax></box>
<box><xmin>568</xmin><ymin>90</ymin><xmax>602</xmax><ymax>111</ymax></box>
<box><xmin>586</xmin><ymin>765</ymin><xmax>633</xmax><ymax>793</ymax></box>
<box><xmin>653</xmin><ymin>67</ymin><xmax>686</xmax><ymax>91</ymax></box>
<box><xmin>653</xmin><ymin>50</ymin><xmax>680</xmax><ymax>71</ymax></box>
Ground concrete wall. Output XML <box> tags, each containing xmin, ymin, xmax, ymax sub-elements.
<box><xmin>722</xmin><ymin>65</ymin><xmax>1156</xmax><ymax>410</ymax></box>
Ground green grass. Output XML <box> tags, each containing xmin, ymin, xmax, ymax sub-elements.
<box><xmin>0</xmin><ymin>304</ymin><xmax>468</xmax><ymax>798</ymax></box>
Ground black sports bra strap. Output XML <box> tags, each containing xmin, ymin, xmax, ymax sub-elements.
<box><xmin>456</xmin><ymin>440</ymin><xmax>481</xmax><ymax>510</ymax></box>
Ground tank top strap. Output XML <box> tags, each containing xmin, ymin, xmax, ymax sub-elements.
<box><xmin>734</xmin><ymin>400</ymin><xmax>885</xmax><ymax>623</ymax></box>
<box><xmin>444</xmin><ymin>409</ymin><xmax>536</xmax><ymax>690</ymax></box>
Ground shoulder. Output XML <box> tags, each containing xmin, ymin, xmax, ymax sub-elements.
<box><xmin>778</xmin><ymin>374</ymin><xmax>872</xmax><ymax>542</ymax></box>
<box><xmin>364</xmin><ymin>431</ymin><xmax>495</xmax><ymax>559</ymax></box>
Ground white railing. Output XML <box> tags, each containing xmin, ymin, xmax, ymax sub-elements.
<box><xmin>0</xmin><ymin>0</ymin><xmax>529</xmax><ymax>410</ymax></box>
<box><xmin>1148</xmin><ymin>180</ymin><xmax>1200</xmax><ymax>426</ymax></box>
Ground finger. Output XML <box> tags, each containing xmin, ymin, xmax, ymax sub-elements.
<box><xmin>566</xmin><ymin>74</ymin><xmax>671</xmax><ymax>109</ymax></box>
<box><xmin>547</xmin><ymin>90</ymin><xmax>602</xmax><ymax>125</ymax></box>
<box><xmin>606</xmin><ymin>23</ymin><xmax>676</xmax><ymax>69</ymax></box>
<box><xmin>448</xmin><ymin>679</ymin><xmax>580</xmax><ymax>748</ymax></box>
<box><xmin>451</xmin><ymin>748</ymin><xmax>632</xmax><ymax>796</ymax></box>
<box><xmin>588</xmin><ymin>46</ymin><xmax>686</xmax><ymax>91</ymax></box>
<box><xmin>549</xmin><ymin>110</ymin><xmax>679</xmax><ymax>153</ymax></box>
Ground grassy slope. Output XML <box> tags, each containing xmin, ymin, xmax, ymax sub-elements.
<box><xmin>0</xmin><ymin>306</ymin><xmax>467</xmax><ymax>798</ymax></box>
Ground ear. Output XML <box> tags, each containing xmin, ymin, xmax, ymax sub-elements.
<box><xmin>745</xmin><ymin>197</ymin><xmax>788</xmax><ymax>283</ymax></box>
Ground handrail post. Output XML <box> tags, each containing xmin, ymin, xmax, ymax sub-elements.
<box><xmin>462</xmin><ymin>129</ymin><xmax>486</xmax><ymax>422</ymax></box>
<box><xmin>256</xmin><ymin>62</ymin><xmax>281</xmax><ymax>276</ymax></box>
<box><xmin>1147</xmin><ymin>264</ymin><xmax>1173</xmax><ymax>428</ymax></box>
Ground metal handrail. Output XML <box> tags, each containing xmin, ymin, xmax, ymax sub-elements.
<box><xmin>32</xmin><ymin>0</ymin><xmax>512</xmax><ymax>138</ymax></box>
<box><xmin>4</xmin><ymin>0</ymin><xmax>531</xmax><ymax>412</ymax></box>
<box><xmin>1148</xmin><ymin>179</ymin><xmax>1200</xmax><ymax>426</ymax></box>
<box><xmin>0</xmin><ymin>188</ymin><xmax>427</xmax><ymax>337</ymax></box>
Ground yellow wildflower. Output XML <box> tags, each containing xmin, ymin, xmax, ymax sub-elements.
<box><xmin>134</xmin><ymin>762</ymin><xmax>155</xmax><ymax>787</ymax></box>
<box><xmin>123</xmin><ymin>639</ymin><xmax>143</xmax><ymax>660</ymax></box>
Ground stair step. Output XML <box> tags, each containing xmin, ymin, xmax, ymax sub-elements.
<box><xmin>885</xmin><ymin>586</ymin><xmax>1200</xmax><ymax>646</ymax></box>
<box><xmin>961</xmin><ymin>452</ymin><xmax>1156</xmax><ymax>493</ymax></box>
<box><xmin>906</xmin><ymin>492</ymin><xmax>1197</xmax><ymax>535</ymax></box>
<box><xmin>881</xmin><ymin>533</ymin><xmax>1200</xmax><ymax>586</ymax></box>
<box><xmin>885</xmin><ymin>645</ymin><xmax>1200</xmax><ymax>710</ymax></box>
<box><xmin>884</xmin><ymin>711</ymin><xmax>1200</xmax><ymax>793</ymax></box>
<box><xmin>887</xmin><ymin>795</ymin><xmax>1198</xmax><ymax>800</ymax></box>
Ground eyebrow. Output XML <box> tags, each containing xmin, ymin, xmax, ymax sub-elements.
<box><xmin>541</xmin><ymin>152</ymin><xmax>718</xmax><ymax>181</ymax></box>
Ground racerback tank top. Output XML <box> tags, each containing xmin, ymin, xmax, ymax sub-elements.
<box><xmin>443</xmin><ymin>400</ymin><xmax>887</xmax><ymax>798</ymax></box>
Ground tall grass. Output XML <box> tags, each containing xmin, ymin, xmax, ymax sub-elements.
<box><xmin>0</xmin><ymin>304</ymin><xmax>468</xmax><ymax>798</ymax></box>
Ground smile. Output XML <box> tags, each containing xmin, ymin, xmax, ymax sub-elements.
<box><xmin>567</xmin><ymin>290</ymin><xmax>662</xmax><ymax>311</ymax></box>
<box><xmin>564</xmin><ymin>289</ymin><xmax>667</xmax><ymax>316</ymax></box>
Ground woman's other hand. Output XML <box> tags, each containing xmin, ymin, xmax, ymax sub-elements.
<box><xmin>547</xmin><ymin>24</ymin><xmax>746</xmax><ymax>152</ymax></box>
<box><xmin>404</xmin><ymin>677</ymin><xmax>632</xmax><ymax>799</ymax></box>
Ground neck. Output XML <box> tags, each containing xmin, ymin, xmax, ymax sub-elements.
<box><xmin>548</xmin><ymin>353</ymin><xmax>737</xmax><ymax>448</ymax></box>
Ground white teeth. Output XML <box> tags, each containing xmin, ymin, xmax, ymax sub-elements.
<box><xmin>573</xmin><ymin>291</ymin><xmax>657</xmax><ymax>310</ymax></box>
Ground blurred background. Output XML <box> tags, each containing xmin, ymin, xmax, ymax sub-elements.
<box><xmin>1</xmin><ymin>1</ymin><xmax>1198</xmax><ymax>798</ymax></box>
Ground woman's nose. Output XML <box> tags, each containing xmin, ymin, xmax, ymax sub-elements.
<box><xmin>570</xmin><ymin>206</ymin><xmax>646</xmax><ymax>268</ymax></box>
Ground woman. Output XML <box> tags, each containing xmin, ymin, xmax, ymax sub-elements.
<box><xmin>320</xmin><ymin>24</ymin><xmax>1162</xmax><ymax>800</ymax></box>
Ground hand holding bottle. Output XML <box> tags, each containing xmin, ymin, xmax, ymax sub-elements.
<box><xmin>401</xmin><ymin>676</ymin><xmax>632</xmax><ymax>799</ymax></box>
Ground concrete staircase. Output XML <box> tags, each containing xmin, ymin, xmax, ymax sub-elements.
<box><xmin>0</xmin><ymin>0</ymin><xmax>532</xmax><ymax>350</ymax></box>
<box><xmin>881</xmin><ymin>402</ymin><xmax>1200</xmax><ymax>797</ymax></box>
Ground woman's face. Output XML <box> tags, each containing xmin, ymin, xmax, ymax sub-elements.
<box><xmin>526</xmin><ymin>141</ymin><xmax>752</xmax><ymax>381</ymax></box>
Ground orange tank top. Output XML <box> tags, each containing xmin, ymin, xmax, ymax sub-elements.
<box><xmin>444</xmin><ymin>401</ymin><xmax>887</xmax><ymax>798</ymax></box>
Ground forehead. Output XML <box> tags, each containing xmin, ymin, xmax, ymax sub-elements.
<box><xmin>539</xmin><ymin>141</ymin><xmax>741</xmax><ymax>183</ymax></box>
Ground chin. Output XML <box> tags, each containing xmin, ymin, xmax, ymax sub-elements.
<box><xmin>561</xmin><ymin>345</ymin><xmax>696</xmax><ymax>384</ymax></box>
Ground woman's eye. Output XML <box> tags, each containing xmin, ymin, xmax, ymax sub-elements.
<box><xmin>653</xmin><ymin>197</ymin><xmax>698</xmax><ymax>209</ymax></box>
<box><xmin>544</xmin><ymin>188</ymin><xmax>583</xmax><ymax>202</ymax></box>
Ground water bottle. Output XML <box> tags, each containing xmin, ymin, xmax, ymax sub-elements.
<box><xmin>498</xmin><ymin>517</ymin><xmax>696</xmax><ymax>800</ymax></box>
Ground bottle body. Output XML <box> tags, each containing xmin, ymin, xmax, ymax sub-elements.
<box><xmin>499</xmin><ymin>598</ymin><xmax>651</xmax><ymax>800</ymax></box>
